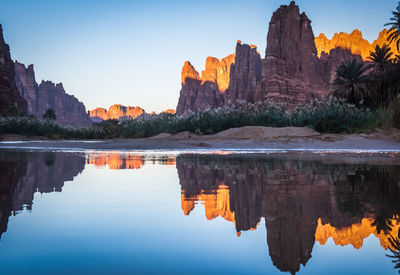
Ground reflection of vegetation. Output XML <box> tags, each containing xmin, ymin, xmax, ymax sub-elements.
<box><xmin>371</xmin><ymin>216</ymin><xmax>393</xmax><ymax>235</ymax></box>
<box><xmin>336</xmin><ymin>191</ymin><xmax>366</xmax><ymax>217</ymax></box>
<box><xmin>387</xmin><ymin>235</ymin><xmax>400</xmax><ymax>273</ymax></box>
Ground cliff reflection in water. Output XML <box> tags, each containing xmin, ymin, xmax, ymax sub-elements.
<box><xmin>0</xmin><ymin>151</ymin><xmax>86</xmax><ymax>239</ymax></box>
<box><xmin>177</xmin><ymin>154</ymin><xmax>400</xmax><ymax>274</ymax></box>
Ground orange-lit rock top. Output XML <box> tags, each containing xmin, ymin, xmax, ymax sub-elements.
<box><xmin>315</xmin><ymin>29</ymin><xmax>400</xmax><ymax>61</ymax></box>
<box><xmin>86</xmin><ymin>153</ymin><xmax>144</xmax><ymax>170</ymax></box>
<box><xmin>162</xmin><ymin>109</ymin><xmax>176</xmax><ymax>114</ymax></box>
<box><xmin>181</xmin><ymin>54</ymin><xmax>235</xmax><ymax>92</ymax></box>
<box><xmin>88</xmin><ymin>104</ymin><xmax>145</xmax><ymax>121</ymax></box>
<box><xmin>315</xmin><ymin>218</ymin><xmax>400</xmax><ymax>250</ymax></box>
<box><xmin>201</xmin><ymin>54</ymin><xmax>235</xmax><ymax>92</ymax></box>
<box><xmin>181</xmin><ymin>61</ymin><xmax>200</xmax><ymax>84</ymax></box>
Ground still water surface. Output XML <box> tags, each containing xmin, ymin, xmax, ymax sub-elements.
<box><xmin>0</xmin><ymin>150</ymin><xmax>399</xmax><ymax>274</ymax></box>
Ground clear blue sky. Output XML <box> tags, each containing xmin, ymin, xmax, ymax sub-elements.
<box><xmin>0</xmin><ymin>0</ymin><xmax>396</xmax><ymax>112</ymax></box>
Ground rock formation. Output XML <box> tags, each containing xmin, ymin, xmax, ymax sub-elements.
<box><xmin>0</xmin><ymin>25</ymin><xmax>27</xmax><ymax>115</ymax></box>
<box><xmin>315</xmin><ymin>29</ymin><xmax>400</xmax><ymax>61</ymax></box>
<box><xmin>176</xmin><ymin>1</ymin><xmax>376</xmax><ymax>113</ymax></box>
<box><xmin>255</xmin><ymin>1</ymin><xmax>328</xmax><ymax>106</ymax></box>
<box><xmin>225</xmin><ymin>42</ymin><xmax>262</xmax><ymax>105</ymax></box>
<box><xmin>177</xmin><ymin>41</ymin><xmax>262</xmax><ymax>114</ymax></box>
<box><xmin>14</xmin><ymin>62</ymin><xmax>92</xmax><ymax>126</ymax></box>
<box><xmin>88</xmin><ymin>104</ymin><xmax>145</xmax><ymax>121</ymax></box>
<box><xmin>319</xmin><ymin>47</ymin><xmax>363</xmax><ymax>84</ymax></box>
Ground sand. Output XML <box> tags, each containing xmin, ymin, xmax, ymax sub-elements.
<box><xmin>0</xmin><ymin>126</ymin><xmax>399</xmax><ymax>153</ymax></box>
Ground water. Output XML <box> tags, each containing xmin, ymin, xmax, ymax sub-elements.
<box><xmin>0</xmin><ymin>150</ymin><xmax>399</xmax><ymax>274</ymax></box>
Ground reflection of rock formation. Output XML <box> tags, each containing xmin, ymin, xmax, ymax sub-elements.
<box><xmin>86</xmin><ymin>153</ymin><xmax>145</xmax><ymax>170</ymax></box>
<box><xmin>177</xmin><ymin>155</ymin><xmax>400</xmax><ymax>274</ymax></box>
<box><xmin>0</xmin><ymin>151</ymin><xmax>85</xmax><ymax>238</ymax></box>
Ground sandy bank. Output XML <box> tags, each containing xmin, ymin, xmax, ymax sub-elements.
<box><xmin>0</xmin><ymin>126</ymin><xmax>399</xmax><ymax>154</ymax></box>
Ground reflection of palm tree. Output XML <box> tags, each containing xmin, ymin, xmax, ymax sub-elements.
<box><xmin>386</xmin><ymin>235</ymin><xmax>400</xmax><ymax>273</ymax></box>
<box><xmin>371</xmin><ymin>217</ymin><xmax>393</xmax><ymax>235</ymax></box>
<box><xmin>336</xmin><ymin>192</ymin><xmax>366</xmax><ymax>217</ymax></box>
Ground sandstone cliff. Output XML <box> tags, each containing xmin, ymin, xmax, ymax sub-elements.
<box><xmin>315</xmin><ymin>29</ymin><xmax>400</xmax><ymax>61</ymax></box>
<box><xmin>255</xmin><ymin>1</ymin><xmax>329</xmax><ymax>106</ymax></box>
<box><xmin>177</xmin><ymin>41</ymin><xmax>262</xmax><ymax>115</ymax></box>
<box><xmin>88</xmin><ymin>104</ymin><xmax>145</xmax><ymax>121</ymax></box>
<box><xmin>14</xmin><ymin>62</ymin><xmax>92</xmax><ymax>126</ymax></box>
<box><xmin>176</xmin><ymin>1</ymin><xmax>373</xmax><ymax>113</ymax></box>
<box><xmin>0</xmin><ymin>25</ymin><xmax>27</xmax><ymax>115</ymax></box>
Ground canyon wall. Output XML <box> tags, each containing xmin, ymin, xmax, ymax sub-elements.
<box><xmin>177</xmin><ymin>41</ymin><xmax>262</xmax><ymax>115</ymax></box>
<box><xmin>315</xmin><ymin>29</ymin><xmax>400</xmax><ymax>61</ymax></box>
<box><xmin>14</xmin><ymin>62</ymin><xmax>92</xmax><ymax>126</ymax></box>
<box><xmin>176</xmin><ymin>1</ymin><xmax>374</xmax><ymax>114</ymax></box>
<box><xmin>0</xmin><ymin>25</ymin><xmax>27</xmax><ymax>115</ymax></box>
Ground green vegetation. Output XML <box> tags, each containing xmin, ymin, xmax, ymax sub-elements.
<box><xmin>0</xmin><ymin>97</ymin><xmax>378</xmax><ymax>139</ymax></box>
<box><xmin>42</xmin><ymin>108</ymin><xmax>57</xmax><ymax>121</ymax></box>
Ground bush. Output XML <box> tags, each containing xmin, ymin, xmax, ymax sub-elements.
<box><xmin>0</xmin><ymin>98</ymin><xmax>382</xmax><ymax>139</ymax></box>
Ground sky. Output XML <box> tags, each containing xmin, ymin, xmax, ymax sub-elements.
<box><xmin>0</xmin><ymin>0</ymin><xmax>397</xmax><ymax>112</ymax></box>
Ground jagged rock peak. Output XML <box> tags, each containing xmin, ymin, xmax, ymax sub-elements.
<box><xmin>181</xmin><ymin>61</ymin><xmax>200</xmax><ymax>84</ymax></box>
<box><xmin>14</xmin><ymin>62</ymin><xmax>91</xmax><ymax>125</ymax></box>
<box><xmin>88</xmin><ymin>104</ymin><xmax>145</xmax><ymax>121</ymax></box>
<box><xmin>315</xmin><ymin>28</ymin><xmax>400</xmax><ymax>61</ymax></box>
<box><xmin>0</xmin><ymin>24</ymin><xmax>27</xmax><ymax>115</ymax></box>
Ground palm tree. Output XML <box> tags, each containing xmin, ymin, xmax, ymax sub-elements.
<box><xmin>332</xmin><ymin>60</ymin><xmax>370</xmax><ymax>106</ymax></box>
<box><xmin>386</xmin><ymin>2</ymin><xmax>400</xmax><ymax>51</ymax></box>
<box><xmin>42</xmin><ymin>108</ymin><xmax>57</xmax><ymax>121</ymax></box>
<box><xmin>368</xmin><ymin>44</ymin><xmax>393</xmax><ymax>106</ymax></box>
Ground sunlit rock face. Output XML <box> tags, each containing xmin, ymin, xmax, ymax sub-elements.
<box><xmin>176</xmin><ymin>54</ymin><xmax>235</xmax><ymax>115</ymax></box>
<box><xmin>14</xmin><ymin>62</ymin><xmax>91</xmax><ymax>126</ymax></box>
<box><xmin>176</xmin><ymin>154</ymin><xmax>400</xmax><ymax>274</ymax></box>
<box><xmin>315</xmin><ymin>29</ymin><xmax>400</xmax><ymax>61</ymax></box>
<box><xmin>177</xmin><ymin>41</ymin><xmax>263</xmax><ymax>115</ymax></box>
<box><xmin>0</xmin><ymin>25</ymin><xmax>27</xmax><ymax>115</ymax></box>
<box><xmin>88</xmin><ymin>104</ymin><xmax>145</xmax><ymax>121</ymax></box>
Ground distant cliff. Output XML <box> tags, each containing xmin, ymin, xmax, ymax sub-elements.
<box><xmin>14</xmin><ymin>62</ymin><xmax>92</xmax><ymax>126</ymax></box>
<box><xmin>0</xmin><ymin>25</ymin><xmax>27</xmax><ymax>115</ymax></box>
<box><xmin>176</xmin><ymin>1</ymin><xmax>375</xmax><ymax>114</ymax></box>
<box><xmin>315</xmin><ymin>29</ymin><xmax>399</xmax><ymax>61</ymax></box>
<box><xmin>88</xmin><ymin>104</ymin><xmax>145</xmax><ymax>122</ymax></box>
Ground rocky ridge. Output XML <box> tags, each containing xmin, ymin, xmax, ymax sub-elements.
<box><xmin>88</xmin><ymin>104</ymin><xmax>145</xmax><ymax>122</ymax></box>
<box><xmin>315</xmin><ymin>29</ymin><xmax>400</xmax><ymax>61</ymax></box>
<box><xmin>0</xmin><ymin>25</ymin><xmax>27</xmax><ymax>115</ymax></box>
<box><xmin>176</xmin><ymin>1</ymin><xmax>376</xmax><ymax>114</ymax></box>
<box><xmin>14</xmin><ymin>62</ymin><xmax>92</xmax><ymax>126</ymax></box>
